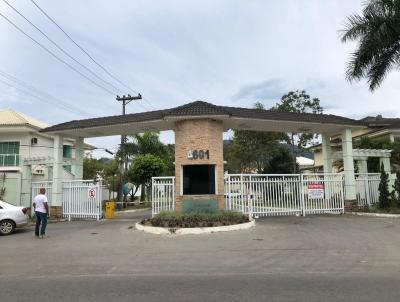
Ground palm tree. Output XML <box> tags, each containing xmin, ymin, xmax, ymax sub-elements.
<box><xmin>340</xmin><ymin>0</ymin><xmax>400</xmax><ymax>91</ymax></box>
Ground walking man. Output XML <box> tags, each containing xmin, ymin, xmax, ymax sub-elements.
<box><xmin>33</xmin><ymin>188</ymin><xmax>49</xmax><ymax>239</ymax></box>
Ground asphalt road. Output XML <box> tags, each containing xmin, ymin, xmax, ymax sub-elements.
<box><xmin>2</xmin><ymin>210</ymin><xmax>400</xmax><ymax>301</ymax></box>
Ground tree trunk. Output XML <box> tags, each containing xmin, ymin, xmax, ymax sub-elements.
<box><xmin>140</xmin><ymin>184</ymin><xmax>145</xmax><ymax>203</ymax></box>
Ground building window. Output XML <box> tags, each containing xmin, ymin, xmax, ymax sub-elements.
<box><xmin>0</xmin><ymin>142</ymin><xmax>20</xmax><ymax>167</ymax></box>
<box><xmin>63</xmin><ymin>145</ymin><xmax>72</xmax><ymax>158</ymax></box>
<box><xmin>183</xmin><ymin>165</ymin><xmax>215</xmax><ymax>195</ymax></box>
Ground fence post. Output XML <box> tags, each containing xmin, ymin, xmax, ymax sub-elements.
<box><xmin>365</xmin><ymin>175</ymin><xmax>371</xmax><ymax>206</ymax></box>
<box><xmin>340</xmin><ymin>174</ymin><xmax>345</xmax><ymax>213</ymax></box>
<box><xmin>151</xmin><ymin>177</ymin><xmax>155</xmax><ymax>217</ymax></box>
<box><xmin>97</xmin><ymin>180</ymin><xmax>101</xmax><ymax>221</ymax></box>
<box><xmin>300</xmin><ymin>174</ymin><xmax>305</xmax><ymax>216</ymax></box>
<box><xmin>240</xmin><ymin>175</ymin><xmax>244</xmax><ymax>213</ymax></box>
<box><xmin>227</xmin><ymin>175</ymin><xmax>230</xmax><ymax>210</ymax></box>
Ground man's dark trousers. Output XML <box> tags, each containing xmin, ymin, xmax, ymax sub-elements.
<box><xmin>35</xmin><ymin>211</ymin><xmax>48</xmax><ymax>236</ymax></box>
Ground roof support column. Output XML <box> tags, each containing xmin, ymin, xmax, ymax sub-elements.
<box><xmin>72</xmin><ymin>137</ymin><xmax>84</xmax><ymax>180</ymax></box>
<box><xmin>321</xmin><ymin>133</ymin><xmax>332</xmax><ymax>173</ymax></box>
<box><xmin>52</xmin><ymin>134</ymin><xmax>64</xmax><ymax>207</ymax></box>
<box><xmin>342</xmin><ymin>128</ymin><xmax>356</xmax><ymax>210</ymax></box>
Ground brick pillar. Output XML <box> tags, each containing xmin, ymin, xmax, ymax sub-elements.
<box><xmin>174</xmin><ymin>119</ymin><xmax>224</xmax><ymax>212</ymax></box>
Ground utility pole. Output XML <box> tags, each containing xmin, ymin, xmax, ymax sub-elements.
<box><xmin>116</xmin><ymin>94</ymin><xmax>142</xmax><ymax>210</ymax></box>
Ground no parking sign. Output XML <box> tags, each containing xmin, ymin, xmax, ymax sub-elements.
<box><xmin>88</xmin><ymin>188</ymin><xmax>96</xmax><ymax>199</ymax></box>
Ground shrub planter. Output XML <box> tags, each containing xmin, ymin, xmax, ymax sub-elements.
<box><xmin>136</xmin><ymin>211</ymin><xmax>256</xmax><ymax>235</ymax></box>
<box><xmin>135</xmin><ymin>220</ymin><xmax>255</xmax><ymax>235</ymax></box>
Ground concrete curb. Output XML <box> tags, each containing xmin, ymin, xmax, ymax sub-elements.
<box><xmin>135</xmin><ymin>220</ymin><xmax>256</xmax><ymax>235</ymax></box>
<box><xmin>347</xmin><ymin>212</ymin><xmax>400</xmax><ymax>218</ymax></box>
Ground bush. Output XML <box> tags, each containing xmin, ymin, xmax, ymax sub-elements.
<box><xmin>378</xmin><ymin>163</ymin><xmax>391</xmax><ymax>210</ymax></box>
<box><xmin>142</xmin><ymin>211</ymin><xmax>249</xmax><ymax>228</ymax></box>
<box><xmin>392</xmin><ymin>171</ymin><xmax>400</xmax><ymax>208</ymax></box>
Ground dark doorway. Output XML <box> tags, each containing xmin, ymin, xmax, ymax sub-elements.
<box><xmin>183</xmin><ymin>165</ymin><xmax>215</xmax><ymax>195</ymax></box>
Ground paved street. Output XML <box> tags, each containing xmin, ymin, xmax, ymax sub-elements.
<box><xmin>2</xmin><ymin>210</ymin><xmax>400</xmax><ymax>301</ymax></box>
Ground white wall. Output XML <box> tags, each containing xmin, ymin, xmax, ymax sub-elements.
<box><xmin>0</xmin><ymin>172</ymin><xmax>22</xmax><ymax>205</ymax></box>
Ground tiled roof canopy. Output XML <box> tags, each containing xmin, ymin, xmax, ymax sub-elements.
<box><xmin>41</xmin><ymin>101</ymin><xmax>362</xmax><ymax>134</ymax></box>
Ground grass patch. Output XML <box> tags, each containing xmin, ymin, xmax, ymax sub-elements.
<box><xmin>142</xmin><ymin>211</ymin><xmax>249</xmax><ymax>228</ymax></box>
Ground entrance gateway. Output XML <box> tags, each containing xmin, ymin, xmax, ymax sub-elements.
<box><xmin>40</xmin><ymin>101</ymin><xmax>367</xmax><ymax>218</ymax></box>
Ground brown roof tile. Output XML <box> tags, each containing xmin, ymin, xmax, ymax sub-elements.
<box><xmin>41</xmin><ymin>100</ymin><xmax>362</xmax><ymax>133</ymax></box>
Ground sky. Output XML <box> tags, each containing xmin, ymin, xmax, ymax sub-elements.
<box><xmin>1</xmin><ymin>0</ymin><xmax>400</xmax><ymax>158</ymax></box>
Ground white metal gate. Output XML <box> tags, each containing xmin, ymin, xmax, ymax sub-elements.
<box><xmin>31</xmin><ymin>181</ymin><xmax>53</xmax><ymax>215</ymax></box>
<box><xmin>225</xmin><ymin>173</ymin><xmax>344</xmax><ymax>217</ymax></box>
<box><xmin>152</xmin><ymin>177</ymin><xmax>175</xmax><ymax>217</ymax></box>
<box><xmin>62</xmin><ymin>180</ymin><xmax>102</xmax><ymax>220</ymax></box>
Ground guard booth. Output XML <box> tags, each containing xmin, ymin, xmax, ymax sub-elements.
<box><xmin>174</xmin><ymin>119</ymin><xmax>225</xmax><ymax>213</ymax></box>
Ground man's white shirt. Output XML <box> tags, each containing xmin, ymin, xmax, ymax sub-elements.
<box><xmin>34</xmin><ymin>194</ymin><xmax>48</xmax><ymax>213</ymax></box>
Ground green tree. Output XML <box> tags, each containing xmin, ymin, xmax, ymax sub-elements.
<box><xmin>270</xmin><ymin>90</ymin><xmax>323</xmax><ymax>172</ymax></box>
<box><xmin>128</xmin><ymin>154</ymin><xmax>166</xmax><ymax>201</ymax></box>
<box><xmin>162</xmin><ymin>144</ymin><xmax>176</xmax><ymax>176</ymax></box>
<box><xmin>126</xmin><ymin>132</ymin><xmax>166</xmax><ymax>158</ymax></box>
<box><xmin>340</xmin><ymin>0</ymin><xmax>400</xmax><ymax>91</ymax></box>
<box><xmin>83</xmin><ymin>157</ymin><xmax>103</xmax><ymax>180</ymax></box>
<box><xmin>225</xmin><ymin>130</ymin><xmax>281</xmax><ymax>173</ymax></box>
<box><xmin>123</xmin><ymin>132</ymin><xmax>175</xmax><ymax>201</ymax></box>
<box><xmin>271</xmin><ymin>90</ymin><xmax>323</xmax><ymax>148</ymax></box>
<box><xmin>378</xmin><ymin>163</ymin><xmax>391</xmax><ymax>209</ymax></box>
<box><xmin>268</xmin><ymin>145</ymin><xmax>297</xmax><ymax>174</ymax></box>
<box><xmin>224</xmin><ymin>102</ymin><xmax>284</xmax><ymax>173</ymax></box>
<box><xmin>392</xmin><ymin>171</ymin><xmax>400</xmax><ymax>207</ymax></box>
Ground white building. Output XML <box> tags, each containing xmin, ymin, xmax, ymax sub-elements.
<box><xmin>0</xmin><ymin>109</ymin><xmax>92</xmax><ymax>206</ymax></box>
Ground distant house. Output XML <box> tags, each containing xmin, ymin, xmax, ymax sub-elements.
<box><xmin>311</xmin><ymin>115</ymin><xmax>397</xmax><ymax>173</ymax></box>
<box><xmin>0</xmin><ymin>109</ymin><xmax>93</xmax><ymax>205</ymax></box>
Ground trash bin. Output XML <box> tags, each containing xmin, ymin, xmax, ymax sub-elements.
<box><xmin>105</xmin><ymin>201</ymin><xmax>116</xmax><ymax>219</ymax></box>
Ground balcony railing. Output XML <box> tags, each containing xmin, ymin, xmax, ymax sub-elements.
<box><xmin>0</xmin><ymin>154</ymin><xmax>21</xmax><ymax>167</ymax></box>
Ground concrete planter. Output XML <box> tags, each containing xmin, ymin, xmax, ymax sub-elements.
<box><xmin>135</xmin><ymin>220</ymin><xmax>255</xmax><ymax>235</ymax></box>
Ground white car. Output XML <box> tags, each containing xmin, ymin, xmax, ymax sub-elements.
<box><xmin>0</xmin><ymin>201</ymin><xmax>29</xmax><ymax>235</ymax></box>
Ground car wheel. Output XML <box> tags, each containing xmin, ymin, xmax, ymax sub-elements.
<box><xmin>0</xmin><ymin>220</ymin><xmax>15</xmax><ymax>235</ymax></box>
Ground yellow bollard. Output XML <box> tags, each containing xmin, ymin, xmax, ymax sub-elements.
<box><xmin>105</xmin><ymin>201</ymin><xmax>116</xmax><ymax>219</ymax></box>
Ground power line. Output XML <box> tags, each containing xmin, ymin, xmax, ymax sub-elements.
<box><xmin>0</xmin><ymin>11</ymin><xmax>116</xmax><ymax>96</ymax></box>
<box><xmin>0</xmin><ymin>70</ymin><xmax>93</xmax><ymax>117</ymax></box>
<box><xmin>0</xmin><ymin>75</ymin><xmax>92</xmax><ymax>117</ymax></box>
<box><xmin>2</xmin><ymin>0</ymin><xmax>126</xmax><ymax>95</ymax></box>
<box><xmin>30</xmin><ymin>0</ymin><xmax>156</xmax><ymax>110</ymax></box>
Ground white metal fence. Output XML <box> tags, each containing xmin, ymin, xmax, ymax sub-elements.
<box><xmin>355</xmin><ymin>173</ymin><xmax>380</xmax><ymax>207</ymax></box>
<box><xmin>151</xmin><ymin>177</ymin><xmax>175</xmax><ymax>217</ymax></box>
<box><xmin>31</xmin><ymin>181</ymin><xmax>53</xmax><ymax>216</ymax></box>
<box><xmin>225</xmin><ymin>173</ymin><xmax>344</xmax><ymax>217</ymax></box>
<box><xmin>62</xmin><ymin>180</ymin><xmax>102</xmax><ymax>220</ymax></box>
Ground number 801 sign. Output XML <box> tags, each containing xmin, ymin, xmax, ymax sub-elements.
<box><xmin>187</xmin><ymin>149</ymin><xmax>210</xmax><ymax>160</ymax></box>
